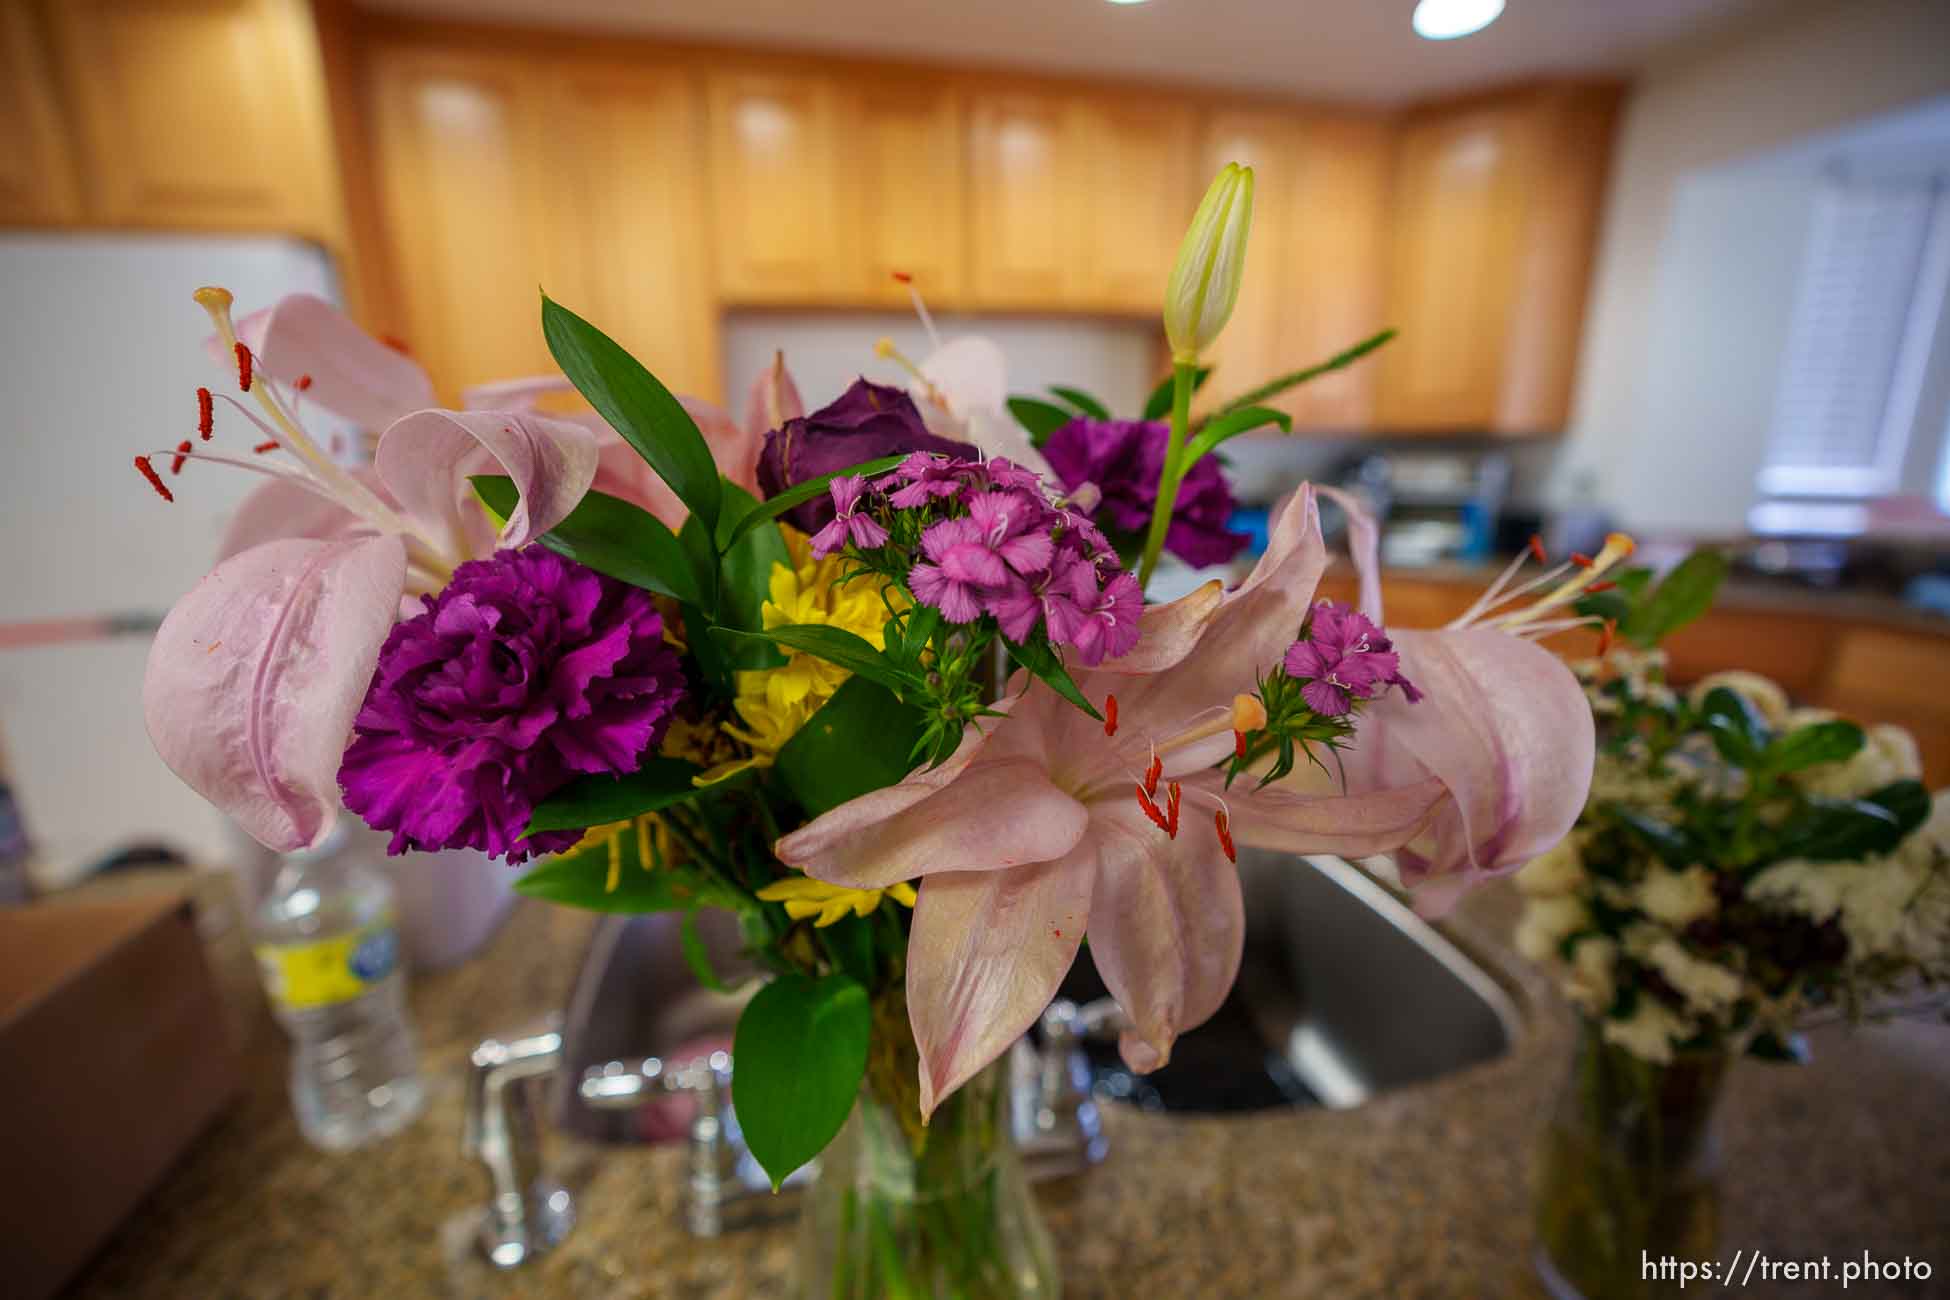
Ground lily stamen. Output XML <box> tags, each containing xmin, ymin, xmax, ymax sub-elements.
<box><xmin>1495</xmin><ymin>532</ymin><xmax>1636</xmax><ymax>630</ymax></box>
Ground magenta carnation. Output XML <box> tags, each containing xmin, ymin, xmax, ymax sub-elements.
<box><xmin>338</xmin><ymin>546</ymin><xmax>684</xmax><ymax>861</ymax></box>
<box><xmin>1042</xmin><ymin>417</ymin><xmax>1248</xmax><ymax>568</ymax></box>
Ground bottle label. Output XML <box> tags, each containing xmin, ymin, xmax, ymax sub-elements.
<box><xmin>255</xmin><ymin>918</ymin><xmax>400</xmax><ymax>1011</ymax></box>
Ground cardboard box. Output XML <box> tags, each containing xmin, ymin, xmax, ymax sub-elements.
<box><xmin>0</xmin><ymin>894</ymin><xmax>241</xmax><ymax>1299</ymax></box>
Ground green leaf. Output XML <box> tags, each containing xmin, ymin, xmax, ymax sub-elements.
<box><xmin>774</xmin><ymin>676</ymin><xmax>927</xmax><ymax>816</ymax></box>
<box><xmin>1047</xmin><ymin>385</ymin><xmax>1111</xmax><ymax>420</ymax></box>
<box><xmin>717</xmin><ymin>454</ymin><xmax>907</xmax><ymax>554</ymax></box>
<box><xmin>473</xmin><ymin>477</ymin><xmax>704</xmax><ymax>607</ymax></box>
<box><xmin>1777</xmin><ymin>781</ymin><xmax>1931</xmax><ymax>862</ymax></box>
<box><xmin>1007</xmin><ymin>638</ymin><xmax>1102</xmax><ymax>721</ymax></box>
<box><xmin>1698</xmin><ymin>685</ymin><xmax>1769</xmax><ymax>765</ymax></box>
<box><xmin>1608</xmin><ymin>806</ymin><xmax>1692</xmax><ymax>867</ymax></box>
<box><xmin>887</xmin><ymin>604</ymin><xmax>942</xmax><ymax>669</ymax></box>
<box><xmin>712</xmin><ymin>624</ymin><xmax>916</xmax><ymax>694</ymax></box>
<box><xmin>542</xmin><ymin>294</ymin><xmax>722</xmax><ymax>532</ymax></box>
<box><xmin>525</xmin><ymin>756</ymin><xmax>704</xmax><ymax>836</ymax></box>
<box><xmin>1765</xmin><ymin>720</ymin><xmax>1866</xmax><ymax>774</ymax></box>
<box><xmin>1182</xmin><ymin>404</ymin><xmax>1293</xmax><ymax>469</ymax></box>
<box><xmin>732</xmin><ymin>973</ymin><xmax>872</xmax><ymax>1189</ymax></box>
<box><xmin>1007</xmin><ymin>397</ymin><xmax>1075</xmax><ymax>446</ymax></box>
<box><xmin>714</xmin><ymin>480</ymin><xmax>791</xmax><ymax>663</ymax></box>
<box><xmin>514</xmin><ymin>838</ymin><xmax>727</xmax><ymax>915</ymax></box>
<box><xmin>1214</xmin><ymin>329</ymin><xmax>1395</xmax><ymax>415</ymax></box>
<box><xmin>819</xmin><ymin>912</ymin><xmax>878</xmax><ymax>989</ymax></box>
<box><xmin>1621</xmin><ymin>549</ymin><xmax>1728</xmax><ymax>647</ymax></box>
<box><xmin>679</xmin><ymin>910</ymin><xmax>728</xmax><ymax>992</ymax></box>
<box><xmin>1143</xmin><ymin>366</ymin><xmax>1211</xmax><ymax>420</ymax></box>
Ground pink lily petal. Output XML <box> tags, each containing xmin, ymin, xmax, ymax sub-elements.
<box><xmin>225</xmin><ymin>294</ymin><xmax>436</xmax><ymax>431</ymax></box>
<box><xmin>1082</xmin><ymin>804</ymin><xmax>1243</xmax><ymax>1074</ymax></box>
<box><xmin>909</xmin><ymin>856</ymin><xmax>1095</xmax><ymax>1119</ymax></box>
<box><xmin>142</xmin><ymin>534</ymin><xmax>407</xmax><ymax>852</ymax></box>
<box><xmin>779</xmin><ymin>756</ymin><xmax>1088</xmax><ymax>890</ymax></box>
<box><xmin>1095</xmin><ymin>578</ymin><xmax>1224</xmax><ymax>676</ymax></box>
<box><xmin>1315</xmin><ymin>484</ymin><xmax>1382</xmax><ymax>621</ymax></box>
<box><xmin>374</xmin><ymin>408</ymin><xmax>598</xmax><ymax>551</ymax></box>
<box><xmin>460</xmin><ymin>374</ymin><xmax>571</xmax><ymax>413</ymax></box>
<box><xmin>1205</xmin><ymin>770</ymin><xmax>1450</xmax><ymax>859</ymax></box>
<box><xmin>1348</xmin><ymin>627</ymin><xmax>1596</xmax><ymax>912</ymax></box>
<box><xmin>217</xmin><ymin>474</ymin><xmax>370</xmax><ymax>564</ymax></box>
<box><xmin>741</xmin><ymin>352</ymin><xmax>805</xmax><ymax>442</ymax></box>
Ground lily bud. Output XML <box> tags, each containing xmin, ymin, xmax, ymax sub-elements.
<box><xmin>1163</xmin><ymin>163</ymin><xmax>1255</xmax><ymax>364</ymax></box>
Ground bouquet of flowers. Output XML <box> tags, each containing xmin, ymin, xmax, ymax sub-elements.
<box><xmin>136</xmin><ymin>165</ymin><xmax>1614</xmax><ymax>1294</ymax></box>
<box><xmin>1515</xmin><ymin>553</ymin><xmax>1948</xmax><ymax>1065</ymax></box>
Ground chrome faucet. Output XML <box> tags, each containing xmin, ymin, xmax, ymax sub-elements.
<box><xmin>462</xmin><ymin>1031</ymin><xmax>574</xmax><ymax>1269</ymax></box>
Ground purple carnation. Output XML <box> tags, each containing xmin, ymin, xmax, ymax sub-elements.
<box><xmin>338</xmin><ymin>546</ymin><xmax>685</xmax><ymax>862</ymax></box>
<box><xmin>758</xmin><ymin>379</ymin><xmax>971</xmax><ymax>531</ymax></box>
<box><xmin>1042</xmin><ymin>418</ymin><xmax>1248</xmax><ymax>568</ymax></box>
<box><xmin>1283</xmin><ymin>601</ymin><xmax>1420</xmax><ymax>717</ymax></box>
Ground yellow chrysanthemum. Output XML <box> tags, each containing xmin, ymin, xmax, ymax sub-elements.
<box><xmin>755</xmin><ymin>876</ymin><xmax>918</xmax><ymax>927</ymax></box>
<box><xmin>571</xmin><ymin>814</ymin><xmax>679</xmax><ymax>893</ymax></box>
<box><xmin>697</xmin><ymin>526</ymin><xmax>903</xmax><ymax>786</ymax></box>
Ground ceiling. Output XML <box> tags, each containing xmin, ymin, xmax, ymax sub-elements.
<box><xmin>360</xmin><ymin>0</ymin><xmax>1789</xmax><ymax>104</ymax></box>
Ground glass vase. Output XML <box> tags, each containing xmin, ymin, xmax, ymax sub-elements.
<box><xmin>795</xmin><ymin>1054</ymin><xmax>1060</xmax><ymax>1299</ymax></box>
<box><xmin>1533</xmin><ymin>1016</ymin><xmax>1731</xmax><ymax>1300</ymax></box>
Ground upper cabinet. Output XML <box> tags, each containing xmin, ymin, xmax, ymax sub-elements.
<box><xmin>1196</xmin><ymin>110</ymin><xmax>1390</xmax><ymax>430</ymax></box>
<box><xmin>0</xmin><ymin>3</ymin><xmax>80</xmax><ymax>223</ymax></box>
<box><xmin>1376</xmin><ymin>82</ymin><xmax>1622</xmax><ymax>435</ymax></box>
<box><xmin>31</xmin><ymin>0</ymin><xmax>341</xmax><ymax>239</ymax></box>
<box><xmin>966</xmin><ymin>89</ymin><xmax>1197</xmax><ymax>314</ymax></box>
<box><xmin>835</xmin><ymin>77</ymin><xmax>963</xmax><ymax>306</ymax></box>
<box><xmin>363</xmin><ymin>42</ymin><xmax>720</xmax><ymax>402</ymax></box>
<box><xmin>707</xmin><ymin>70</ymin><xmax>844</xmax><ymax>304</ymax></box>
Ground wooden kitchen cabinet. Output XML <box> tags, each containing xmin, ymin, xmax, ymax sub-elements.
<box><xmin>1376</xmin><ymin>83</ymin><xmax>1621</xmax><ymax>435</ymax></box>
<box><xmin>1075</xmin><ymin>99</ymin><xmax>1198</xmax><ymax>311</ymax></box>
<box><xmin>1196</xmin><ymin>109</ymin><xmax>1391</xmax><ymax>429</ymax></box>
<box><xmin>0</xmin><ymin>2</ymin><xmax>81</xmax><ymax>223</ymax></box>
<box><xmin>367</xmin><ymin>46</ymin><xmax>561</xmax><ymax>398</ymax></box>
<box><xmin>364</xmin><ymin>42</ymin><xmax>721</xmax><ymax>403</ymax></box>
<box><xmin>836</xmin><ymin>78</ymin><xmax>963</xmax><ymax>306</ymax></box>
<box><xmin>706</xmin><ymin>70</ymin><xmax>844</xmax><ymax>304</ymax></box>
<box><xmin>33</xmin><ymin>0</ymin><xmax>341</xmax><ymax>238</ymax></box>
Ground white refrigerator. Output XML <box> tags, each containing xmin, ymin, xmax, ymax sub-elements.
<box><xmin>0</xmin><ymin>232</ymin><xmax>341</xmax><ymax>886</ymax></box>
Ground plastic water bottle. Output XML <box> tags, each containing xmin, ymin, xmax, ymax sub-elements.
<box><xmin>252</xmin><ymin>818</ymin><xmax>425</xmax><ymax>1150</ymax></box>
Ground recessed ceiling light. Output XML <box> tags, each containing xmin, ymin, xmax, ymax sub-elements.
<box><xmin>1412</xmin><ymin>0</ymin><xmax>1505</xmax><ymax>40</ymax></box>
<box><xmin>1104</xmin><ymin>0</ymin><xmax>1151</xmax><ymax>6</ymax></box>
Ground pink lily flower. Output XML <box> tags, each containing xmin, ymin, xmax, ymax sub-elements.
<box><xmin>1319</xmin><ymin>486</ymin><xmax>1624</xmax><ymax>916</ymax></box>
<box><xmin>777</xmin><ymin>486</ymin><xmax>1467</xmax><ymax>1117</ymax></box>
<box><xmin>141</xmin><ymin>290</ymin><xmax>605</xmax><ymax>854</ymax></box>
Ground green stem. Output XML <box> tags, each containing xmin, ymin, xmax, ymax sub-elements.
<box><xmin>1138</xmin><ymin>360</ymin><xmax>1198</xmax><ymax>589</ymax></box>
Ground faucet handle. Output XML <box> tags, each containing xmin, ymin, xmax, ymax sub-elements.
<box><xmin>464</xmin><ymin>1030</ymin><xmax>574</xmax><ymax>1269</ymax></box>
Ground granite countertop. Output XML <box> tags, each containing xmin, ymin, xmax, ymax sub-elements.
<box><xmin>61</xmin><ymin>882</ymin><xmax>1950</xmax><ymax>1299</ymax></box>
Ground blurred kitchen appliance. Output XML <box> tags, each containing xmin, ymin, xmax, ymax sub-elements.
<box><xmin>1338</xmin><ymin>449</ymin><xmax>1511</xmax><ymax>567</ymax></box>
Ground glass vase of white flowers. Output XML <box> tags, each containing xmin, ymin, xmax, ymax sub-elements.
<box><xmin>1514</xmin><ymin>553</ymin><xmax>1949</xmax><ymax>1300</ymax></box>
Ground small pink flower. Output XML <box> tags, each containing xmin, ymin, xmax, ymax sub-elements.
<box><xmin>809</xmin><ymin>474</ymin><xmax>889</xmax><ymax>557</ymax></box>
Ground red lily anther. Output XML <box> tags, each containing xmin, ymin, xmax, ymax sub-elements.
<box><xmin>1135</xmin><ymin>782</ymin><xmax>1170</xmax><ymax>833</ymax></box>
<box><xmin>253</xmin><ymin>440</ymin><xmax>279</xmax><ymax>454</ymax></box>
<box><xmin>1215</xmin><ymin>809</ymin><xmax>1236</xmax><ymax>864</ymax></box>
<box><xmin>379</xmin><ymin>334</ymin><xmax>412</xmax><ymax>356</ymax></box>
<box><xmin>1104</xmin><ymin>693</ymin><xmax>1119</xmax><ymax>737</ymax></box>
<box><xmin>1165</xmin><ymin>781</ymin><xmax>1181</xmax><ymax>839</ymax></box>
<box><xmin>1597</xmin><ymin>618</ymin><xmax>1617</xmax><ymax>656</ymax></box>
<box><xmin>1143</xmin><ymin>751</ymin><xmax>1162</xmax><ymax>798</ymax></box>
<box><xmin>295</xmin><ymin>373</ymin><xmax>313</xmax><ymax>391</ymax></box>
<box><xmin>196</xmin><ymin>386</ymin><xmax>213</xmax><ymax>439</ymax></box>
<box><xmin>234</xmin><ymin>341</ymin><xmax>253</xmax><ymax>391</ymax></box>
<box><xmin>169</xmin><ymin>439</ymin><xmax>192</xmax><ymax>474</ymax></box>
<box><xmin>1527</xmin><ymin>534</ymin><xmax>1546</xmax><ymax>563</ymax></box>
<box><xmin>1588</xmin><ymin>580</ymin><xmax>1617</xmax><ymax>593</ymax></box>
<box><xmin>892</xmin><ymin>270</ymin><xmax>913</xmax><ymax>284</ymax></box>
<box><xmin>134</xmin><ymin>455</ymin><xmax>173</xmax><ymax>502</ymax></box>
<box><xmin>1571</xmin><ymin>552</ymin><xmax>1593</xmax><ymax>569</ymax></box>
<box><xmin>1234</xmin><ymin>729</ymin><xmax>1249</xmax><ymax>760</ymax></box>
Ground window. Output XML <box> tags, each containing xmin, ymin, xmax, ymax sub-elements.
<box><xmin>1754</xmin><ymin>169</ymin><xmax>1950</xmax><ymax>519</ymax></box>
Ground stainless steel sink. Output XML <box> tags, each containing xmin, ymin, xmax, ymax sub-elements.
<box><xmin>1054</xmin><ymin>851</ymin><xmax>1520</xmax><ymax>1112</ymax></box>
<box><xmin>547</xmin><ymin>849</ymin><xmax>1520</xmax><ymax>1135</ymax></box>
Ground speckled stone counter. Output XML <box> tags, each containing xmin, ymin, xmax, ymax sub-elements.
<box><xmin>60</xmin><ymin>883</ymin><xmax>1950</xmax><ymax>1299</ymax></box>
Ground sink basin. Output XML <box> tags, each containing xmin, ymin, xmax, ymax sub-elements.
<box><xmin>1053</xmin><ymin>851</ymin><xmax>1520</xmax><ymax>1113</ymax></box>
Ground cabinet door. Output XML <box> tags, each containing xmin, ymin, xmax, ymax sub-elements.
<box><xmin>965</xmin><ymin>91</ymin><xmax>1083</xmax><ymax>309</ymax></box>
<box><xmin>1076</xmin><ymin>99</ymin><xmax>1197</xmax><ymax>312</ymax></box>
<box><xmin>544</xmin><ymin>65</ymin><xmax>721</xmax><ymax>401</ymax></box>
<box><xmin>0</xmin><ymin>2</ymin><xmax>80</xmax><ymax>223</ymax></box>
<box><xmin>838</xmin><ymin>79</ymin><xmax>962</xmax><ymax>307</ymax></box>
<box><xmin>367</xmin><ymin>47</ymin><xmax>561</xmax><ymax>399</ymax></box>
<box><xmin>707</xmin><ymin>71</ymin><xmax>842</xmax><ymax>304</ymax></box>
<box><xmin>39</xmin><ymin>0</ymin><xmax>336</xmax><ymax>236</ymax></box>
<box><xmin>1376</xmin><ymin>101</ymin><xmax>1530</xmax><ymax>431</ymax></box>
<box><xmin>1281</xmin><ymin>114</ymin><xmax>1391</xmax><ymax>429</ymax></box>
